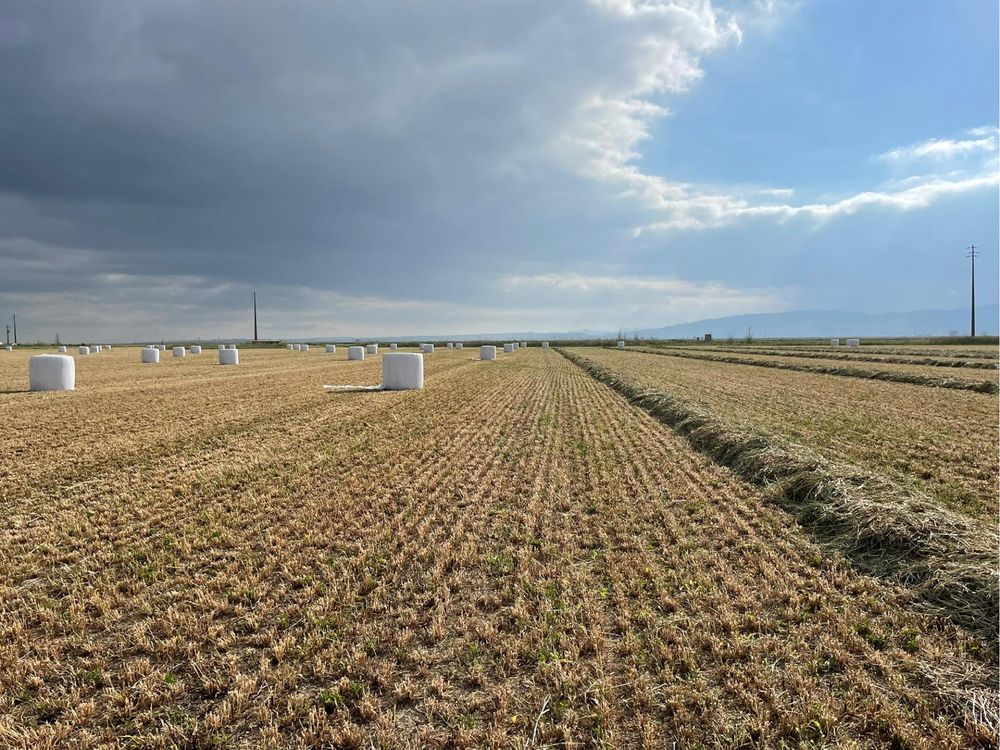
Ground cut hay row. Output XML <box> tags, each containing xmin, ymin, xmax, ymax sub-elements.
<box><xmin>667</xmin><ymin>345</ymin><xmax>999</xmax><ymax>370</ymax></box>
<box><xmin>560</xmin><ymin>347</ymin><xmax>999</xmax><ymax>647</ymax></box>
<box><xmin>782</xmin><ymin>345</ymin><xmax>999</xmax><ymax>360</ymax></box>
<box><xmin>624</xmin><ymin>346</ymin><xmax>999</xmax><ymax>394</ymax></box>
<box><xmin>571</xmin><ymin>346</ymin><xmax>998</xmax><ymax>523</ymax></box>
<box><xmin>2</xmin><ymin>348</ymin><xmax>996</xmax><ymax>745</ymax></box>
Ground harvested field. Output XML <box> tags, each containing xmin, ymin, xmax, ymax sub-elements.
<box><xmin>1</xmin><ymin>347</ymin><xmax>997</xmax><ymax>748</ymax></box>
<box><xmin>625</xmin><ymin>346</ymin><xmax>999</xmax><ymax>394</ymax></box>
<box><xmin>568</xmin><ymin>347</ymin><xmax>999</xmax><ymax>524</ymax></box>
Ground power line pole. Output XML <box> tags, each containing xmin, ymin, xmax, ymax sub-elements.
<box><xmin>11</xmin><ymin>313</ymin><xmax>16</xmax><ymax>345</ymax></box>
<box><xmin>967</xmin><ymin>244</ymin><xmax>979</xmax><ymax>337</ymax></box>
<box><xmin>252</xmin><ymin>290</ymin><xmax>258</xmax><ymax>341</ymax></box>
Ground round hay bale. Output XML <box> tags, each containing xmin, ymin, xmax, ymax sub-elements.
<box><xmin>389</xmin><ymin>343</ymin><xmax>398</xmax><ymax>350</ymax></box>
<box><xmin>29</xmin><ymin>354</ymin><xmax>75</xmax><ymax>391</ymax></box>
<box><xmin>158</xmin><ymin>345</ymin><xmax>166</xmax><ymax>351</ymax></box>
<box><xmin>58</xmin><ymin>346</ymin><xmax>67</xmax><ymax>353</ymax></box>
<box><xmin>503</xmin><ymin>343</ymin><xmax>514</xmax><ymax>353</ymax></box>
<box><xmin>542</xmin><ymin>342</ymin><xmax>549</xmax><ymax>348</ymax></box>
<box><xmin>325</xmin><ymin>344</ymin><xmax>336</xmax><ymax>353</ymax></box>
<box><xmin>348</xmin><ymin>346</ymin><xmax>365</xmax><ymax>361</ymax></box>
<box><xmin>218</xmin><ymin>344</ymin><xmax>226</xmax><ymax>351</ymax></box>
<box><xmin>366</xmin><ymin>343</ymin><xmax>378</xmax><ymax>355</ymax></box>
<box><xmin>617</xmin><ymin>340</ymin><xmax>625</xmax><ymax>349</ymax></box>
<box><xmin>173</xmin><ymin>346</ymin><xmax>186</xmax><ymax>357</ymax></box>
<box><xmin>480</xmin><ymin>345</ymin><xmax>497</xmax><ymax>361</ymax></box>
<box><xmin>421</xmin><ymin>343</ymin><xmax>434</xmax><ymax>354</ymax></box>
<box><xmin>78</xmin><ymin>345</ymin><xmax>90</xmax><ymax>355</ymax></box>
<box><xmin>301</xmin><ymin>344</ymin><xmax>310</xmax><ymax>352</ymax></box>
<box><xmin>383</xmin><ymin>352</ymin><xmax>423</xmax><ymax>390</ymax></box>
<box><xmin>219</xmin><ymin>348</ymin><xmax>239</xmax><ymax>365</ymax></box>
<box><xmin>227</xmin><ymin>344</ymin><xmax>237</xmax><ymax>350</ymax></box>
<box><xmin>455</xmin><ymin>343</ymin><xmax>463</xmax><ymax>349</ymax></box>
<box><xmin>190</xmin><ymin>345</ymin><xmax>202</xmax><ymax>354</ymax></box>
<box><xmin>141</xmin><ymin>347</ymin><xmax>160</xmax><ymax>364</ymax></box>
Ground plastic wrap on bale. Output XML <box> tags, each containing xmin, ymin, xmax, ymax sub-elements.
<box><xmin>30</xmin><ymin>354</ymin><xmax>75</xmax><ymax>392</ymax></box>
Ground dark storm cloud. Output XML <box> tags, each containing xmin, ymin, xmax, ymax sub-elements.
<box><xmin>0</xmin><ymin>0</ymin><xmax>636</xmax><ymax>296</ymax></box>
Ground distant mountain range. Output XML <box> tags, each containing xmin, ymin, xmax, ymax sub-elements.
<box><xmin>284</xmin><ymin>304</ymin><xmax>998</xmax><ymax>343</ymax></box>
<box><xmin>632</xmin><ymin>305</ymin><xmax>999</xmax><ymax>340</ymax></box>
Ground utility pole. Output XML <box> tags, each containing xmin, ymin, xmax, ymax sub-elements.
<box><xmin>4</xmin><ymin>324</ymin><xmax>9</xmax><ymax>347</ymax></box>
<box><xmin>967</xmin><ymin>244</ymin><xmax>979</xmax><ymax>337</ymax></box>
<box><xmin>11</xmin><ymin>313</ymin><xmax>16</xmax><ymax>345</ymax></box>
<box><xmin>253</xmin><ymin>290</ymin><xmax>258</xmax><ymax>342</ymax></box>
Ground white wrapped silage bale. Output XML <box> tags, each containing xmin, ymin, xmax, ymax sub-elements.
<box><xmin>286</xmin><ymin>343</ymin><xmax>294</xmax><ymax>350</ymax></box>
<box><xmin>348</xmin><ymin>346</ymin><xmax>365</xmax><ymax>361</ymax></box>
<box><xmin>389</xmin><ymin>343</ymin><xmax>398</xmax><ymax>350</ymax></box>
<box><xmin>421</xmin><ymin>343</ymin><xmax>434</xmax><ymax>354</ymax></box>
<box><xmin>520</xmin><ymin>341</ymin><xmax>527</xmax><ymax>348</ymax></box>
<box><xmin>382</xmin><ymin>352</ymin><xmax>423</xmax><ymax>390</ymax></box>
<box><xmin>503</xmin><ymin>343</ymin><xmax>514</xmax><ymax>353</ymax></box>
<box><xmin>105</xmin><ymin>345</ymin><xmax>112</xmax><ymax>351</ymax></box>
<box><xmin>29</xmin><ymin>354</ymin><xmax>75</xmax><ymax>391</ymax></box>
<box><xmin>90</xmin><ymin>346</ymin><xmax>100</xmax><ymax>354</ymax></box>
<box><xmin>141</xmin><ymin>347</ymin><xmax>160</xmax><ymax>364</ymax></box>
<box><xmin>58</xmin><ymin>346</ymin><xmax>67</xmax><ymax>353</ymax></box>
<box><xmin>218</xmin><ymin>344</ymin><xmax>226</xmax><ymax>351</ymax></box>
<box><xmin>447</xmin><ymin>342</ymin><xmax>454</xmax><ymax>348</ymax></box>
<box><xmin>301</xmin><ymin>344</ymin><xmax>309</xmax><ymax>352</ymax></box>
<box><xmin>5</xmin><ymin>345</ymin><xmax>13</xmax><ymax>352</ymax></box>
<box><xmin>159</xmin><ymin>345</ymin><xmax>166</xmax><ymax>351</ymax></box>
<box><xmin>191</xmin><ymin>345</ymin><xmax>202</xmax><ymax>354</ymax></box>
<box><xmin>366</xmin><ymin>343</ymin><xmax>378</xmax><ymax>355</ymax></box>
<box><xmin>227</xmin><ymin>344</ymin><xmax>236</xmax><ymax>349</ymax></box>
<box><xmin>325</xmin><ymin>344</ymin><xmax>336</xmax><ymax>353</ymax></box>
<box><xmin>173</xmin><ymin>347</ymin><xmax>186</xmax><ymax>357</ymax></box>
<box><xmin>292</xmin><ymin>343</ymin><xmax>301</xmax><ymax>351</ymax></box>
<box><xmin>480</xmin><ymin>345</ymin><xmax>497</xmax><ymax>361</ymax></box>
<box><xmin>542</xmin><ymin>342</ymin><xmax>549</xmax><ymax>348</ymax></box>
<box><xmin>617</xmin><ymin>340</ymin><xmax>625</xmax><ymax>349</ymax></box>
<box><xmin>219</xmin><ymin>348</ymin><xmax>239</xmax><ymax>365</ymax></box>
<box><xmin>455</xmin><ymin>342</ymin><xmax>463</xmax><ymax>349</ymax></box>
<box><xmin>847</xmin><ymin>338</ymin><xmax>860</xmax><ymax>348</ymax></box>
<box><xmin>95</xmin><ymin>345</ymin><xmax>103</xmax><ymax>353</ymax></box>
<box><xmin>830</xmin><ymin>338</ymin><xmax>839</xmax><ymax>347</ymax></box>
<box><xmin>78</xmin><ymin>345</ymin><xmax>90</xmax><ymax>355</ymax></box>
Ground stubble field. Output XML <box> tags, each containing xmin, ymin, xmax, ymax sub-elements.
<box><xmin>0</xmin><ymin>345</ymin><xmax>997</xmax><ymax>749</ymax></box>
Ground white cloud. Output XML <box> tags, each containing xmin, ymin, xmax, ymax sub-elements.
<box><xmin>502</xmin><ymin>271</ymin><xmax>787</xmax><ymax>316</ymax></box>
<box><xmin>877</xmin><ymin>127</ymin><xmax>999</xmax><ymax>163</ymax></box>
<box><xmin>550</xmin><ymin>4</ymin><xmax>997</xmax><ymax>237</ymax></box>
<box><xmin>635</xmin><ymin>172</ymin><xmax>999</xmax><ymax>233</ymax></box>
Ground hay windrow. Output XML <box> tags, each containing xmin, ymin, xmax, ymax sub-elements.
<box><xmin>666</xmin><ymin>345</ymin><xmax>1000</xmax><ymax>370</ymax></box>
<box><xmin>560</xmin><ymin>347</ymin><xmax>999</xmax><ymax>647</ymax></box>
<box><xmin>624</xmin><ymin>346</ymin><xmax>1000</xmax><ymax>394</ymax></box>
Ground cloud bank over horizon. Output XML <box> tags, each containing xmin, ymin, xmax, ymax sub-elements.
<box><xmin>0</xmin><ymin>0</ymin><xmax>996</xmax><ymax>341</ymax></box>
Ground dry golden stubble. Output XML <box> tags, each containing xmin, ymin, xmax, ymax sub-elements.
<box><xmin>0</xmin><ymin>348</ymin><xmax>995</xmax><ymax>747</ymax></box>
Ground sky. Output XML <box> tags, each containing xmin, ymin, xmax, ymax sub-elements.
<box><xmin>0</xmin><ymin>0</ymin><xmax>997</xmax><ymax>341</ymax></box>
